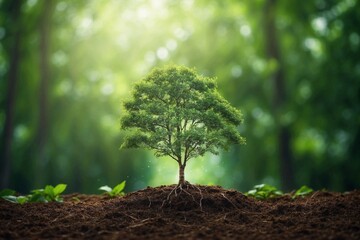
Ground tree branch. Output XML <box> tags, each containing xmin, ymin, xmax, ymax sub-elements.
<box><xmin>152</xmin><ymin>145</ymin><xmax>179</xmax><ymax>163</ymax></box>
<box><xmin>165</xmin><ymin>124</ymin><xmax>179</xmax><ymax>162</ymax></box>
<box><xmin>186</xmin><ymin>141</ymin><xmax>200</xmax><ymax>161</ymax></box>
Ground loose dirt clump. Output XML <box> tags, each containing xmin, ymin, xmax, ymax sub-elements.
<box><xmin>1</xmin><ymin>185</ymin><xmax>359</xmax><ymax>239</ymax></box>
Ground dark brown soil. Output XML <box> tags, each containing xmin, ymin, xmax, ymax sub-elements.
<box><xmin>1</xmin><ymin>185</ymin><xmax>360</xmax><ymax>239</ymax></box>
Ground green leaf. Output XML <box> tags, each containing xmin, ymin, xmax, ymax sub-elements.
<box><xmin>294</xmin><ymin>185</ymin><xmax>313</xmax><ymax>198</ymax></box>
<box><xmin>2</xmin><ymin>195</ymin><xmax>19</xmax><ymax>203</ymax></box>
<box><xmin>16</xmin><ymin>196</ymin><xmax>29</xmax><ymax>204</ymax></box>
<box><xmin>246</xmin><ymin>190</ymin><xmax>256</xmax><ymax>195</ymax></box>
<box><xmin>54</xmin><ymin>196</ymin><xmax>64</xmax><ymax>203</ymax></box>
<box><xmin>28</xmin><ymin>193</ymin><xmax>46</xmax><ymax>203</ymax></box>
<box><xmin>0</xmin><ymin>189</ymin><xmax>16</xmax><ymax>197</ymax></box>
<box><xmin>53</xmin><ymin>184</ymin><xmax>67</xmax><ymax>196</ymax></box>
<box><xmin>112</xmin><ymin>181</ymin><xmax>126</xmax><ymax>195</ymax></box>
<box><xmin>99</xmin><ymin>185</ymin><xmax>112</xmax><ymax>193</ymax></box>
<box><xmin>72</xmin><ymin>197</ymin><xmax>81</xmax><ymax>202</ymax></box>
<box><xmin>2</xmin><ymin>195</ymin><xmax>29</xmax><ymax>204</ymax></box>
<box><xmin>31</xmin><ymin>188</ymin><xmax>44</xmax><ymax>194</ymax></box>
<box><xmin>274</xmin><ymin>190</ymin><xmax>283</xmax><ymax>196</ymax></box>
<box><xmin>254</xmin><ymin>184</ymin><xmax>265</xmax><ymax>190</ymax></box>
<box><xmin>44</xmin><ymin>185</ymin><xmax>55</xmax><ymax>198</ymax></box>
<box><xmin>245</xmin><ymin>184</ymin><xmax>283</xmax><ymax>199</ymax></box>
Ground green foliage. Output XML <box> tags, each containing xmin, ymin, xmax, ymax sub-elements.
<box><xmin>0</xmin><ymin>189</ymin><xmax>16</xmax><ymax>197</ymax></box>
<box><xmin>245</xmin><ymin>184</ymin><xmax>283</xmax><ymax>199</ymax></box>
<box><xmin>99</xmin><ymin>181</ymin><xmax>126</xmax><ymax>197</ymax></box>
<box><xmin>246</xmin><ymin>184</ymin><xmax>315</xmax><ymax>200</ymax></box>
<box><xmin>2</xmin><ymin>195</ymin><xmax>29</xmax><ymax>204</ymax></box>
<box><xmin>0</xmin><ymin>188</ymin><xmax>19</xmax><ymax>203</ymax></box>
<box><xmin>0</xmin><ymin>184</ymin><xmax>67</xmax><ymax>204</ymax></box>
<box><xmin>30</xmin><ymin>184</ymin><xmax>68</xmax><ymax>203</ymax></box>
<box><xmin>72</xmin><ymin>197</ymin><xmax>81</xmax><ymax>202</ymax></box>
<box><xmin>293</xmin><ymin>185</ymin><xmax>313</xmax><ymax>198</ymax></box>
<box><xmin>121</xmin><ymin>66</ymin><xmax>245</xmax><ymax>183</ymax></box>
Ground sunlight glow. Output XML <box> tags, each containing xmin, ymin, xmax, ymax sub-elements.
<box><xmin>52</xmin><ymin>50</ymin><xmax>68</xmax><ymax>66</ymax></box>
<box><xmin>311</xmin><ymin>17</ymin><xmax>327</xmax><ymax>35</ymax></box>
<box><xmin>55</xmin><ymin>80</ymin><xmax>71</xmax><ymax>96</ymax></box>
<box><xmin>295</xmin><ymin>129</ymin><xmax>326</xmax><ymax>157</ymax></box>
<box><xmin>166</xmin><ymin>39</ymin><xmax>178</xmax><ymax>51</ymax></box>
<box><xmin>25</xmin><ymin>0</ymin><xmax>38</xmax><ymax>9</ymax></box>
<box><xmin>240</xmin><ymin>24</ymin><xmax>251</xmax><ymax>37</ymax></box>
<box><xmin>304</xmin><ymin>38</ymin><xmax>323</xmax><ymax>58</ymax></box>
<box><xmin>76</xmin><ymin>17</ymin><xmax>93</xmax><ymax>37</ymax></box>
<box><xmin>156</xmin><ymin>47</ymin><xmax>169</xmax><ymax>60</ymax></box>
<box><xmin>299</xmin><ymin>82</ymin><xmax>312</xmax><ymax>100</ymax></box>
<box><xmin>231</xmin><ymin>65</ymin><xmax>243</xmax><ymax>78</ymax></box>
<box><xmin>101</xmin><ymin>83</ymin><xmax>114</xmax><ymax>95</ymax></box>
<box><xmin>14</xmin><ymin>125</ymin><xmax>30</xmax><ymax>142</ymax></box>
<box><xmin>174</xmin><ymin>27</ymin><xmax>191</xmax><ymax>41</ymax></box>
<box><xmin>349</xmin><ymin>32</ymin><xmax>360</xmax><ymax>47</ymax></box>
<box><xmin>56</xmin><ymin>1</ymin><xmax>67</xmax><ymax>12</ymax></box>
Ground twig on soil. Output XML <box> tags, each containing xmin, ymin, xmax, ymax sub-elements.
<box><xmin>304</xmin><ymin>191</ymin><xmax>320</xmax><ymax>206</ymax></box>
<box><xmin>310</xmin><ymin>191</ymin><xmax>320</xmax><ymax>199</ymax></box>
<box><xmin>215</xmin><ymin>213</ymin><xmax>228</xmax><ymax>222</ymax></box>
<box><xmin>127</xmin><ymin>218</ymin><xmax>152</xmax><ymax>229</ymax></box>
<box><xmin>147</xmin><ymin>196</ymin><xmax>152</xmax><ymax>208</ymax></box>
<box><xmin>123</xmin><ymin>213</ymin><xmax>139</xmax><ymax>221</ymax></box>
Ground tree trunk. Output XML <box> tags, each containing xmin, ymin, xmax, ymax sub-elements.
<box><xmin>0</xmin><ymin>0</ymin><xmax>23</xmax><ymax>189</ymax></box>
<box><xmin>178</xmin><ymin>164</ymin><xmax>185</xmax><ymax>185</ymax></box>
<box><xmin>264</xmin><ymin>0</ymin><xmax>294</xmax><ymax>191</ymax></box>
<box><xmin>36</xmin><ymin>0</ymin><xmax>55</xmax><ymax>186</ymax></box>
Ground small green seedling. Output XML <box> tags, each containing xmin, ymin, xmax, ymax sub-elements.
<box><xmin>2</xmin><ymin>195</ymin><xmax>29</xmax><ymax>204</ymax></box>
<box><xmin>293</xmin><ymin>185</ymin><xmax>313</xmax><ymax>199</ymax></box>
<box><xmin>30</xmin><ymin>184</ymin><xmax>67</xmax><ymax>203</ymax></box>
<box><xmin>0</xmin><ymin>189</ymin><xmax>16</xmax><ymax>197</ymax></box>
<box><xmin>99</xmin><ymin>181</ymin><xmax>126</xmax><ymax>197</ymax></box>
<box><xmin>72</xmin><ymin>197</ymin><xmax>81</xmax><ymax>202</ymax></box>
<box><xmin>245</xmin><ymin>184</ymin><xmax>283</xmax><ymax>199</ymax></box>
<box><xmin>0</xmin><ymin>184</ymin><xmax>67</xmax><ymax>204</ymax></box>
<box><xmin>1</xmin><ymin>188</ymin><xmax>29</xmax><ymax>204</ymax></box>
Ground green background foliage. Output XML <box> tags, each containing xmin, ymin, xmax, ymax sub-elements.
<box><xmin>0</xmin><ymin>0</ymin><xmax>359</xmax><ymax>193</ymax></box>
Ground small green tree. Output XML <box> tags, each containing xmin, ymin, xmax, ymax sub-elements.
<box><xmin>121</xmin><ymin>66</ymin><xmax>245</xmax><ymax>186</ymax></box>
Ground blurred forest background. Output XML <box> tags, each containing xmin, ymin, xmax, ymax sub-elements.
<box><xmin>1</xmin><ymin>0</ymin><xmax>359</xmax><ymax>194</ymax></box>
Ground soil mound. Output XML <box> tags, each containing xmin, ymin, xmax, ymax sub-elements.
<box><xmin>1</xmin><ymin>185</ymin><xmax>359</xmax><ymax>239</ymax></box>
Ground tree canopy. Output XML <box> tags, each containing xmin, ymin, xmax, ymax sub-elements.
<box><xmin>121</xmin><ymin>66</ymin><xmax>245</xmax><ymax>184</ymax></box>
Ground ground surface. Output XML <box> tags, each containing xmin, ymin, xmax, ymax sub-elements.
<box><xmin>1</xmin><ymin>185</ymin><xmax>360</xmax><ymax>239</ymax></box>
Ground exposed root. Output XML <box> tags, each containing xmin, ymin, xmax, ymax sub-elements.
<box><xmin>161</xmin><ymin>182</ymin><xmax>203</xmax><ymax>210</ymax></box>
<box><xmin>221</xmin><ymin>193</ymin><xmax>238</xmax><ymax>209</ymax></box>
<box><xmin>193</xmin><ymin>184</ymin><xmax>203</xmax><ymax>210</ymax></box>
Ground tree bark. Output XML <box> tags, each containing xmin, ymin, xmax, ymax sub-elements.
<box><xmin>264</xmin><ymin>0</ymin><xmax>294</xmax><ymax>191</ymax></box>
<box><xmin>178</xmin><ymin>164</ymin><xmax>185</xmax><ymax>185</ymax></box>
<box><xmin>36</xmin><ymin>0</ymin><xmax>55</xmax><ymax>186</ymax></box>
<box><xmin>0</xmin><ymin>0</ymin><xmax>23</xmax><ymax>189</ymax></box>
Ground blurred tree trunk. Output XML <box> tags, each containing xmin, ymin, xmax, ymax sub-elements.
<box><xmin>36</xmin><ymin>0</ymin><xmax>55</xmax><ymax>186</ymax></box>
<box><xmin>264</xmin><ymin>0</ymin><xmax>294</xmax><ymax>190</ymax></box>
<box><xmin>0</xmin><ymin>0</ymin><xmax>23</xmax><ymax>189</ymax></box>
